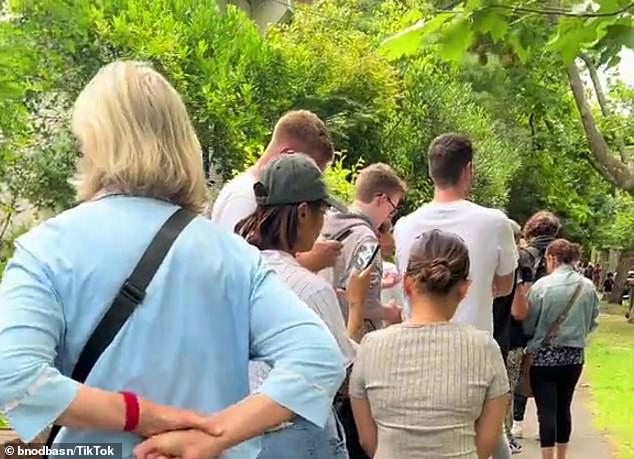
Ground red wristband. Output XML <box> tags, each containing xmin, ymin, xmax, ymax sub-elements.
<box><xmin>120</xmin><ymin>391</ymin><xmax>140</xmax><ymax>432</ymax></box>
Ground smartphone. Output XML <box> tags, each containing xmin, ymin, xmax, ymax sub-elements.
<box><xmin>334</xmin><ymin>228</ymin><xmax>353</xmax><ymax>242</ymax></box>
<box><xmin>355</xmin><ymin>243</ymin><xmax>380</xmax><ymax>271</ymax></box>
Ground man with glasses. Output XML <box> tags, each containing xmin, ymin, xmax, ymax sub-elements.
<box><xmin>320</xmin><ymin>163</ymin><xmax>407</xmax><ymax>334</ymax></box>
<box><xmin>319</xmin><ymin>163</ymin><xmax>406</xmax><ymax>459</ymax></box>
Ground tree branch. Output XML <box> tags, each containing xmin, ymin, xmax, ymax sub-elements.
<box><xmin>567</xmin><ymin>61</ymin><xmax>634</xmax><ymax>196</ymax></box>
<box><xmin>579</xmin><ymin>54</ymin><xmax>609</xmax><ymax>117</ymax></box>
<box><xmin>483</xmin><ymin>1</ymin><xmax>634</xmax><ymax>17</ymax></box>
<box><xmin>580</xmin><ymin>54</ymin><xmax>631</xmax><ymax>164</ymax></box>
<box><xmin>433</xmin><ymin>1</ymin><xmax>634</xmax><ymax>17</ymax></box>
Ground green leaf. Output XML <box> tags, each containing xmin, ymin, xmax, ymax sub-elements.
<box><xmin>508</xmin><ymin>32</ymin><xmax>528</xmax><ymax>64</ymax></box>
<box><xmin>475</xmin><ymin>10</ymin><xmax>509</xmax><ymax>42</ymax></box>
<box><xmin>548</xmin><ymin>18</ymin><xmax>606</xmax><ymax>63</ymax></box>
<box><xmin>379</xmin><ymin>14</ymin><xmax>452</xmax><ymax>60</ymax></box>
<box><xmin>438</xmin><ymin>17</ymin><xmax>474</xmax><ymax>63</ymax></box>
<box><xmin>597</xmin><ymin>0</ymin><xmax>621</xmax><ymax>13</ymax></box>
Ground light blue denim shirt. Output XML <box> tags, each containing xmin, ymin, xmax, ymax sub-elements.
<box><xmin>0</xmin><ymin>196</ymin><xmax>345</xmax><ymax>458</ymax></box>
<box><xmin>524</xmin><ymin>265</ymin><xmax>599</xmax><ymax>353</ymax></box>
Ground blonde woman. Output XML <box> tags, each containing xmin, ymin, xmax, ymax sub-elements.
<box><xmin>0</xmin><ymin>61</ymin><xmax>344</xmax><ymax>459</ymax></box>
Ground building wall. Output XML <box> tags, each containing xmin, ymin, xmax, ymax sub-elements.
<box><xmin>219</xmin><ymin>0</ymin><xmax>295</xmax><ymax>33</ymax></box>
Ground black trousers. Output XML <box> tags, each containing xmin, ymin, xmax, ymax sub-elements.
<box><xmin>530</xmin><ymin>364</ymin><xmax>583</xmax><ymax>448</ymax></box>
<box><xmin>513</xmin><ymin>391</ymin><xmax>527</xmax><ymax>421</ymax></box>
<box><xmin>334</xmin><ymin>398</ymin><xmax>370</xmax><ymax>459</ymax></box>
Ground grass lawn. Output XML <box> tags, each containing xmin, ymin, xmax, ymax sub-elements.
<box><xmin>585</xmin><ymin>303</ymin><xmax>634</xmax><ymax>459</ymax></box>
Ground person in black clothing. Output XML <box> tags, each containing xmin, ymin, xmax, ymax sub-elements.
<box><xmin>493</xmin><ymin>220</ymin><xmax>523</xmax><ymax>361</ymax></box>
<box><xmin>511</xmin><ymin>211</ymin><xmax>562</xmax><ymax>440</ymax></box>
<box><xmin>493</xmin><ymin>219</ymin><xmax>525</xmax><ymax>454</ymax></box>
<box><xmin>603</xmin><ymin>272</ymin><xmax>614</xmax><ymax>294</ymax></box>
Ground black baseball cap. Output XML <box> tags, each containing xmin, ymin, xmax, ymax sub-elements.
<box><xmin>254</xmin><ymin>153</ymin><xmax>346</xmax><ymax>211</ymax></box>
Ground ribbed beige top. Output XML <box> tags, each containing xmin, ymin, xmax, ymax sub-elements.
<box><xmin>349</xmin><ymin>323</ymin><xmax>509</xmax><ymax>459</ymax></box>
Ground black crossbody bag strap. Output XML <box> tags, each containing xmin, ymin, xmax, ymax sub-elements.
<box><xmin>45</xmin><ymin>208</ymin><xmax>196</xmax><ymax>448</ymax></box>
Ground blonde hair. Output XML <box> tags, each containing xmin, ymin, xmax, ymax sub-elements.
<box><xmin>72</xmin><ymin>61</ymin><xmax>207</xmax><ymax>212</ymax></box>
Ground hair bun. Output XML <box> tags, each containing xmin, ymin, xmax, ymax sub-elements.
<box><xmin>426</xmin><ymin>258</ymin><xmax>452</xmax><ymax>290</ymax></box>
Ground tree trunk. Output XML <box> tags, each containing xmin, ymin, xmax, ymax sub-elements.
<box><xmin>566</xmin><ymin>62</ymin><xmax>634</xmax><ymax>196</ymax></box>
<box><xmin>608</xmin><ymin>249</ymin><xmax>634</xmax><ymax>304</ymax></box>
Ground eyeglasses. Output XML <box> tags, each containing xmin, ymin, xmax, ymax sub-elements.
<box><xmin>385</xmin><ymin>195</ymin><xmax>399</xmax><ymax>216</ymax></box>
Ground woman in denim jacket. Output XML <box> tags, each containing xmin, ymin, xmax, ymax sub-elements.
<box><xmin>524</xmin><ymin>239</ymin><xmax>599</xmax><ymax>459</ymax></box>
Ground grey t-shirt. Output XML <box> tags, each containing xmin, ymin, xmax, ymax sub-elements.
<box><xmin>350</xmin><ymin>323</ymin><xmax>509</xmax><ymax>459</ymax></box>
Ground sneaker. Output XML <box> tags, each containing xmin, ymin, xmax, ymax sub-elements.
<box><xmin>511</xmin><ymin>421</ymin><xmax>524</xmax><ymax>439</ymax></box>
<box><xmin>509</xmin><ymin>438</ymin><xmax>523</xmax><ymax>455</ymax></box>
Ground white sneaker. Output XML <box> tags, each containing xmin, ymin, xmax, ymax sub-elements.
<box><xmin>511</xmin><ymin>421</ymin><xmax>524</xmax><ymax>439</ymax></box>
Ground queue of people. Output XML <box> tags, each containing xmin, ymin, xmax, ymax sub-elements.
<box><xmin>0</xmin><ymin>60</ymin><xmax>600</xmax><ymax>459</ymax></box>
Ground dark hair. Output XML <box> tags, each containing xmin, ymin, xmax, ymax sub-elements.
<box><xmin>355</xmin><ymin>163</ymin><xmax>407</xmax><ymax>203</ymax></box>
<box><xmin>427</xmin><ymin>133</ymin><xmax>473</xmax><ymax>187</ymax></box>
<box><xmin>546</xmin><ymin>239</ymin><xmax>581</xmax><ymax>265</ymax></box>
<box><xmin>406</xmin><ymin>230</ymin><xmax>470</xmax><ymax>295</ymax></box>
<box><xmin>235</xmin><ymin>201</ymin><xmax>323</xmax><ymax>252</ymax></box>
<box><xmin>378</xmin><ymin>220</ymin><xmax>393</xmax><ymax>234</ymax></box>
<box><xmin>524</xmin><ymin>211</ymin><xmax>561</xmax><ymax>239</ymax></box>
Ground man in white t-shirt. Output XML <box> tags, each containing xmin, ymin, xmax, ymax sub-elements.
<box><xmin>394</xmin><ymin>133</ymin><xmax>518</xmax><ymax>333</ymax></box>
<box><xmin>209</xmin><ymin>110</ymin><xmax>342</xmax><ymax>272</ymax></box>
<box><xmin>394</xmin><ymin>133</ymin><xmax>517</xmax><ymax>459</ymax></box>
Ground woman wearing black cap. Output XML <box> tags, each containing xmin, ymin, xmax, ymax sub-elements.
<box><xmin>236</xmin><ymin>152</ymin><xmax>373</xmax><ymax>459</ymax></box>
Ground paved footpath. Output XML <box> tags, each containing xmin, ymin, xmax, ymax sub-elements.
<box><xmin>518</xmin><ymin>379</ymin><xmax>614</xmax><ymax>458</ymax></box>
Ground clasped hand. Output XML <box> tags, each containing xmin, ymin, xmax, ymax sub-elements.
<box><xmin>135</xmin><ymin>428</ymin><xmax>225</xmax><ymax>459</ymax></box>
<box><xmin>134</xmin><ymin>402</ymin><xmax>227</xmax><ymax>459</ymax></box>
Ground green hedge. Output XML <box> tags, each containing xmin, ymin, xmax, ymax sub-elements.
<box><xmin>1</xmin><ymin>0</ymin><xmax>522</xmax><ymax>219</ymax></box>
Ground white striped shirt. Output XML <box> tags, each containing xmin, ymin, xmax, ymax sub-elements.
<box><xmin>250</xmin><ymin>250</ymin><xmax>356</xmax><ymax>393</ymax></box>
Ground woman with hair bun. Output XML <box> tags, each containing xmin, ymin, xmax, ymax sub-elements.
<box><xmin>523</xmin><ymin>239</ymin><xmax>599</xmax><ymax>459</ymax></box>
<box><xmin>349</xmin><ymin>230</ymin><xmax>509</xmax><ymax>459</ymax></box>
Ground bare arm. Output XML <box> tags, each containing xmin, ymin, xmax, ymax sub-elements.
<box><xmin>475</xmin><ymin>394</ymin><xmax>508</xmax><ymax>459</ymax></box>
<box><xmin>494</xmin><ymin>217</ymin><xmax>518</xmax><ymax>298</ymax></box>
<box><xmin>493</xmin><ymin>272</ymin><xmax>515</xmax><ymax>297</ymax></box>
<box><xmin>200</xmin><ymin>395</ymin><xmax>292</xmax><ymax>448</ymax></box>
<box><xmin>511</xmin><ymin>282</ymin><xmax>530</xmax><ymax>321</ymax></box>
<box><xmin>296</xmin><ymin>240</ymin><xmax>342</xmax><ymax>273</ymax></box>
<box><xmin>58</xmin><ymin>386</ymin><xmax>210</xmax><ymax>437</ymax></box>
<box><xmin>346</xmin><ymin>266</ymin><xmax>374</xmax><ymax>342</ymax></box>
<box><xmin>351</xmin><ymin>397</ymin><xmax>378</xmax><ymax>458</ymax></box>
<box><xmin>364</xmin><ymin>302</ymin><xmax>402</xmax><ymax>324</ymax></box>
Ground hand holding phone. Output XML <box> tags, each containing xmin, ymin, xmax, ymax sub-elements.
<box><xmin>347</xmin><ymin>261</ymin><xmax>375</xmax><ymax>308</ymax></box>
<box><xmin>354</xmin><ymin>242</ymin><xmax>381</xmax><ymax>272</ymax></box>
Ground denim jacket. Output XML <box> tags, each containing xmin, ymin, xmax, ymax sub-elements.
<box><xmin>524</xmin><ymin>265</ymin><xmax>599</xmax><ymax>353</ymax></box>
